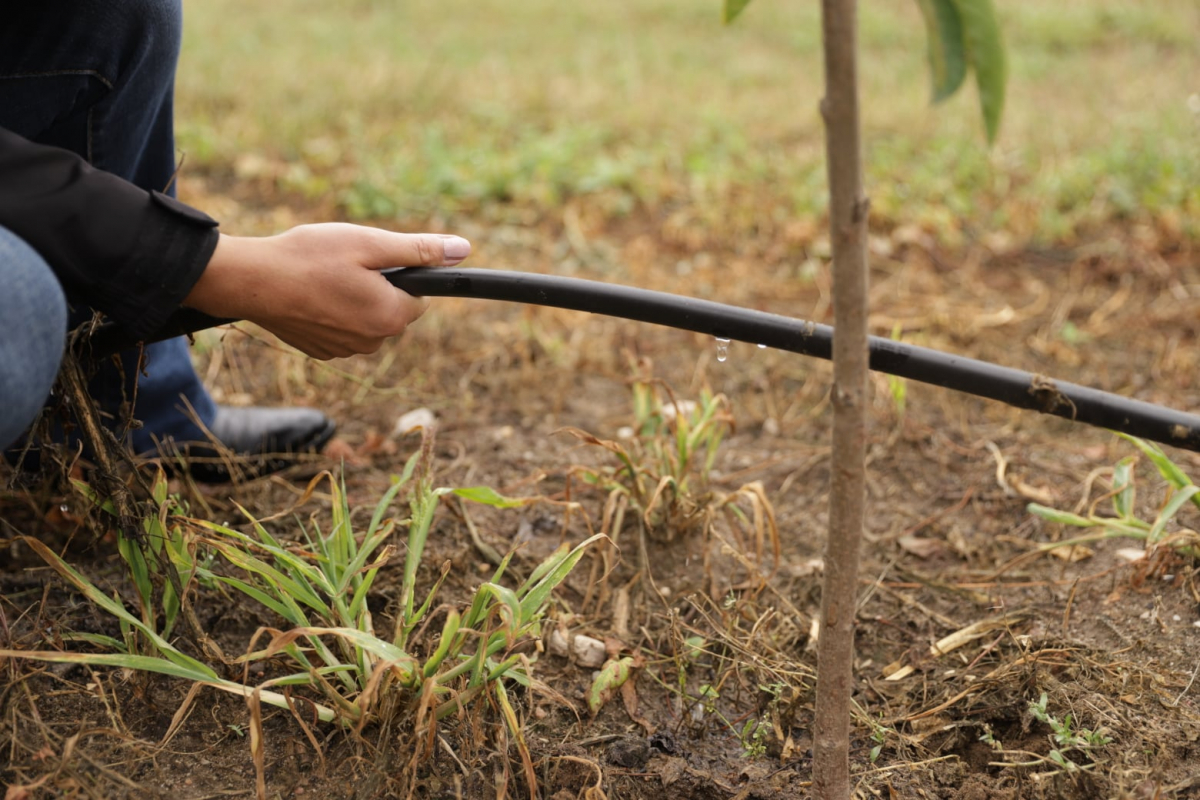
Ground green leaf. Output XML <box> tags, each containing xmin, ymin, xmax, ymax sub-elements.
<box><xmin>206</xmin><ymin>539</ymin><xmax>330</xmax><ymax>617</ymax></box>
<box><xmin>405</xmin><ymin>559</ymin><xmax>452</xmax><ymax>634</ymax></box>
<box><xmin>914</xmin><ymin>0</ymin><xmax>967</xmax><ymax>102</ymax></box>
<box><xmin>1026</xmin><ymin>504</ymin><xmax>1093</xmax><ymax>527</ymax></box>
<box><xmin>723</xmin><ymin>0</ymin><xmax>753</xmax><ymax>24</ymax></box>
<box><xmin>21</xmin><ymin>537</ymin><xmax>218</xmax><ymax>679</ymax></box>
<box><xmin>116</xmin><ymin>532</ymin><xmax>154</xmax><ymax>624</ymax></box>
<box><xmin>241</xmin><ymin>627</ymin><xmax>417</xmax><ymax>682</ymax></box>
<box><xmin>70</xmin><ymin>478</ymin><xmax>117</xmax><ymax>516</ymax></box>
<box><xmin>366</xmin><ymin>472</ymin><xmax>410</xmax><ymax>539</ymax></box>
<box><xmin>346</xmin><ymin>548</ymin><xmax>391</xmax><ymax>623</ymax></box>
<box><xmin>60</xmin><ymin>632</ymin><xmax>128</xmax><ymax>651</ymax></box>
<box><xmin>402</xmin><ymin>488</ymin><xmax>440</xmax><ymax>618</ymax></box>
<box><xmin>1112</xmin><ymin>457</ymin><xmax>1136</xmax><ymax>520</ymax></box>
<box><xmin>422</xmin><ymin>609</ymin><xmax>462</xmax><ymax>678</ymax></box>
<box><xmin>1149</xmin><ymin>485</ymin><xmax>1200</xmax><ymax>545</ymax></box>
<box><xmin>587</xmin><ymin>656</ymin><xmax>635</xmax><ymax>714</ymax></box>
<box><xmin>951</xmin><ymin>0</ymin><xmax>1007</xmax><ymax>142</ymax></box>
<box><xmin>337</xmin><ymin>527</ymin><xmax>393</xmax><ymax>597</ymax></box>
<box><xmin>516</xmin><ymin>544</ymin><xmax>564</xmax><ymax>596</ymax></box>
<box><xmin>446</xmin><ymin>486</ymin><xmax>534</xmax><ymax>509</ymax></box>
<box><xmin>519</xmin><ymin>534</ymin><xmax>605</xmax><ymax>620</ymax></box>
<box><xmin>0</xmin><ymin>649</ymin><xmax>221</xmax><ymax>683</ymax></box>
<box><xmin>486</xmin><ymin>653</ymin><xmax>525</xmax><ymax>683</ymax></box>
<box><xmin>463</xmin><ymin>552</ymin><xmax>513</xmax><ymax>631</ymax></box>
<box><xmin>313</xmin><ymin>627</ymin><xmax>415</xmax><ymax>672</ymax></box>
<box><xmin>212</xmin><ymin>575</ymin><xmax>307</xmax><ymax>626</ymax></box>
<box><xmin>151</xmin><ymin>468</ymin><xmax>169</xmax><ymax>506</ymax></box>
<box><xmin>1116</xmin><ymin>434</ymin><xmax>1200</xmax><ymax>511</ymax></box>
<box><xmin>481</xmin><ymin>583</ymin><xmax>524</xmax><ymax>642</ymax></box>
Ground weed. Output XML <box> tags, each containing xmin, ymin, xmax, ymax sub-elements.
<box><xmin>1028</xmin><ymin>692</ymin><xmax>1113</xmax><ymax>764</ymax></box>
<box><xmin>985</xmin><ymin>693</ymin><xmax>1113</xmax><ymax>776</ymax></box>
<box><xmin>675</xmin><ymin>634</ymin><xmax>709</xmax><ymax>698</ymax></box>
<box><xmin>979</xmin><ymin>726</ymin><xmax>1002</xmax><ymax>750</ymax></box>
<box><xmin>1</xmin><ymin>431</ymin><xmax>597</xmax><ymax>767</ymax></box>
<box><xmin>867</xmin><ymin>715</ymin><xmax>890</xmax><ymax>764</ymax></box>
<box><xmin>739</xmin><ymin>715</ymin><xmax>771</xmax><ymax>758</ymax></box>
<box><xmin>565</xmin><ymin>364</ymin><xmax>780</xmax><ymax>596</ymax></box>
<box><xmin>67</xmin><ymin>469</ymin><xmax>206</xmax><ymax>652</ymax></box>
<box><xmin>189</xmin><ymin>435</ymin><xmax>599</xmax><ymax>728</ymax></box>
<box><xmin>1026</xmin><ymin>434</ymin><xmax>1200</xmax><ymax>558</ymax></box>
<box><xmin>649</xmin><ymin>636</ymin><xmax>780</xmax><ymax>759</ymax></box>
<box><xmin>567</xmin><ymin>371</ymin><xmax>733</xmax><ymax>540</ymax></box>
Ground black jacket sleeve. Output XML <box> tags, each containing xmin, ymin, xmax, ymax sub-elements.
<box><xmin>0</xmin><ymin>126</ymin><xmax>220</xmax><ymax>339</ymax></box>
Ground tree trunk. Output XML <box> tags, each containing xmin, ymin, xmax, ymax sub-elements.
<box><xmin>813</xmin><ymin>0</ymin><xmax>869</xmax><ymax>797</ymax></box>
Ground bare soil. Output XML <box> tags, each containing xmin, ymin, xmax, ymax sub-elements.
<box><xmin>2</xmin><ymin>204</ymin><xmax>1199</xmax><ymax>799</ymax></box>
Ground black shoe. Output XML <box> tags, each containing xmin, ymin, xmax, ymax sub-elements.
<box><xmin>184</xmin><ymin>406</ymin><xmax>337</xmax><ymax>484</ymax></box>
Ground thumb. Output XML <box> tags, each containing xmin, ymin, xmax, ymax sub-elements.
<box><xmin>361</xmin><ymin>230</ymin><xmax>472</xmax><ymax>269</ymax></box>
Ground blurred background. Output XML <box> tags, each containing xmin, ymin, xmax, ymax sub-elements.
<box><xmin>177</xmin><ymin>0</ymin><xmax>1199</xmax><ymax>248</ymax></box>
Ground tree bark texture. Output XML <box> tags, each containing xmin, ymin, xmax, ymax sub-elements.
<box><xmin>813</xmin><ymin>0</ymin><xmax>869</xmax><ymax>798</ymax></box>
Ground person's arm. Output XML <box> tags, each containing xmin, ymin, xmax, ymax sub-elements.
<box><xmin>0</xmin><ymin>126</ymin><xmax>471</xmax><ymax>358</ymax></box>
<box><xmin>0</xmin><ymin>126</ymin><xmax>218</xmax><ymax>339</ymax></box>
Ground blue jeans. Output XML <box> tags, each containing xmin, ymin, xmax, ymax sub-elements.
<box><xmin>0</xmin><ymin>227</ymin><xmax>67</xmax><ymax>451</ymax></box>
<box><xmin>0</xmin><ymin>1</ymin><xmax>216</xmax><ymax>455</ymax></box>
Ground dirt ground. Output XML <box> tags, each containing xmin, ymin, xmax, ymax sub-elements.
<box><xmin>2</xmin><ymin>203</ymin><xmax>1199</xmax><ymax>799</ymax></box>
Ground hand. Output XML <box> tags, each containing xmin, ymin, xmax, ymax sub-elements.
<box><xmin>182</xmin><ymin>223</ymin><xmax>471</xmax><ymax>359</ymax></box>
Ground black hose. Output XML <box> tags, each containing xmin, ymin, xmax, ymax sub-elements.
<box><xmin>84</xmin><ymin>267</ymin><xmax>1200</xmax><ymax>453</ymax></box>
<box><xmin>378</xmin><ymin>268</ymin><xmax>1200</xmax><ymax>453</ymax></box>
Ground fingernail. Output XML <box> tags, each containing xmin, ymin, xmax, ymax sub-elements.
<box><xmin>442</xmin><ymin>236</ymin><xmax>471</xmax><ymax>263</ymax></box>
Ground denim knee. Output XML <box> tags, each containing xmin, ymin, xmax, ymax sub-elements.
<box><xmin>100</xmin><ymin>0</ymin><xmax>183</xmax><ymax>87</ymax></box>
<box><xmin>0</xmin><ymin>227</ymin><xmax>68</xmax><ymax>450</ymax></box>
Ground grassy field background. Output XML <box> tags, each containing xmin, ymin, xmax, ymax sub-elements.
<box><xmin>177</xmin><ymin>0</ymin><xmax>1199</xmax><ymax>246</ymax></box>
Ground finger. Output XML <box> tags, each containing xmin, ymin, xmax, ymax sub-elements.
<box><xmin>407</xmin><ymin>293</ymin><xmax>432</xmax><ymax>320</ymax></box>
<box><xmin>390</xmin><ymin>290</ymin><xmax>431</xmax><ymax>331</ymax></box>
<box><xmin>361</xmin><ymin>230</ymin><xmax>471</xmax><ymax>269</ymax></box>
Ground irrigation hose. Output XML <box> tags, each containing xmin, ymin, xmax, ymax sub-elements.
<box><xmin>82</xmin><ymin>267</ymin><xmax>1200</xmax><ymax>453</ymax></box>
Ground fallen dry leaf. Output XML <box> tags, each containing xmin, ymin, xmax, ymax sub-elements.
<box><xmin>1049</xmin><ymin>544</ymin><xmax>1094</xmax><ymax>562</ymax></box>
<box><xmin>898</xmin><ymin>534</ymin><xmax>944</xmax><ymax>559</ymax></box>
<box><xmin>321</xmin><ymin>437</ymin><xmax>365</xmax><ymax>467</ymax></box>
